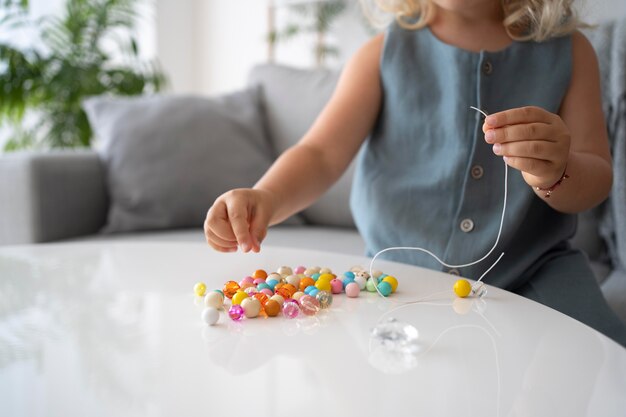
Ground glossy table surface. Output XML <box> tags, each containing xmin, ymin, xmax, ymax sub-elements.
<box><xmin>1</xmin><ymin>242</ymin><xmax>625</xmax><ymax>417</ymax></box>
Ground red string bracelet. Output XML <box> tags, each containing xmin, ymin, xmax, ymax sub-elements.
<box><xmin>535</xmin><ymin>168</ymin><xmax>569</xmax><ymax>198</ymax></box>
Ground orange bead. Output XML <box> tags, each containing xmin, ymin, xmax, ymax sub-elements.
<box><xmin>282</xmin><ymin>283</ymin><xmax>297</xmax><ymax>297</ymax></box>
<box><xmin>253</xmin><ymin>292</ymin><xmax>269</xmax><ymax>307</ymax></box>
<box><xmin>253</xmin><ymin>269</ymin><xmax>268</xmax><ymax>279</ymax></box>
<box><xmin>275</xmin><ymin>286</ymin><xmax>291</xmax><ymax>299</ymax></box>
<box><xmin>264</xmin><ymin>299</ymin><xmax>281</xmax><ymax>317</ymax></box>
<box><xmin>299</xmin><ymin>277</ymin><xmax>315</xmax><ymax>292</ymax></box>
<box><xmin>222</xmin><ymin>281</ymin><xmax>240</xmax><ymax>299</ymax></box>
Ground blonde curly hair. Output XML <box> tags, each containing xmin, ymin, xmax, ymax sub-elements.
<box><xmin>360</xmin><ymin>0</ymin><xmax>586</xmax><ymax>41</ymax></box>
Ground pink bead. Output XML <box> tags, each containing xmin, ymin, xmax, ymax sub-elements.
<box><xmin>240</xmin><ymin>282</ymin><xmax>256</xmax><ymax>290</ymax></box>
<box><xmin>345</xmin><ymin>282</ymin><xmax>360</xmax><ymax>298</ymax></box>
<box><xmin>330</xmin><ymin>279</ymin><xmax>343</xmax><ymax>294</ymax></box>
<box><xmin>240</xmin><ymin>276</ymin><xmax>254</xmax><ymax>286</ymax></box>
<box><xmin>260</xmin><ymin>288</ymin><xmax>274</xmax><ymax>297</ymax></box>
<box><xmin>228</xmin><ymin>305</ymin><xmax>245</xmax><ymax>321</ymax></box>
<box><xmin>282</xmin><ymin>299</ymin><xmax>300</xmax><ymax>319</ymax></box>
<box><xmin>253</xmin><ymin>278</ymin><xmax>266</xmax><ymax>285</ymax></box>
<box><xmin>294</xmin><ymin>265</ymin><xmax>306</xmax><ymax>274</ymax></box>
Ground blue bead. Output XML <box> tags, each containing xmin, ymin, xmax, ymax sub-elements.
<box><xmin>257</xmin><ymin>283</ymin><xmax>271</xmax><ymax>291</ymax></box>
<box><xmin>342</xmin><ymin>276</ymin><xmax>355</xmax><ymax>288</ymax></box>
<box><xmin>309</xmin><ymin>288</ymin><xmax>320</xmax><ymax>297</ymax></box>
<box><xmin>377</xmin><ymin>274</ymin><xmax>387</xmax><ymax>283</ymax></box>
<box><xmin>266</xmin><ymin>279</ymin><xmax>279</xmax><ymax>289</ymax></box>
<box><xmin>304</xmin><ymin>285</ymin><xmax>316</xmax><ymax>295</ymax></box>
<box><xmin>377</xmin><ymin>281</ymin><xmax>392</xmax><ymax>297</ymax></box>
<box><xmin>311</xmin><ymin>273</ymin><xmax>321</xmax><ymax>282</ymax></box>
<box><xmin>343</xmin><ymin>271</ymin><xmax>355</xmax><ymax>279</ymax></box>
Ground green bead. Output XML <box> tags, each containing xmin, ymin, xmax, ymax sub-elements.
<box><xmin>366</xmin><ymin>278</ymin><xmax>377</xmax><ymax>292</ymax></box>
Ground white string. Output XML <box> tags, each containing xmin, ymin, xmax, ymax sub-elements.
<box><xmin>368</xmin><ymin>106</ymin><xmax>507</xmax><ymax>294</ymax></box>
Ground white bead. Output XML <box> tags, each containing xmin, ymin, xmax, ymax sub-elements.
<box><xmin>319</xmin><ymin>267</ymin><xmax>332</xmax><ymax>274</ymax></box>
<box><xmin>201</xmin><ymin>307</ymin><xmax>219</xmax><ymax>325</ymax></box>
<box><xmin>270</xmin><ymin>294</ymin><xmax>285</xmax><ymax>305</ymax></box>
<box><xmin>204</xmin><ymin>291</ymin><xmax>223</xmax><ymax>309</ymax></box>
<box><xmin>286</xmin><ymin>274</ymin><xmax>301</xmax><ymax>288</ymax></box>
<box><xmin>354</xmin><ymin>275</ymin><xmax>367</xmax><ymax>290</ymax></box>
<box><xmin>277</xmin><ymin>266</ymin><xmax>293</xmax><ymax>276</ymax></box>
<box><xmin>241</xmin><ymin>297</ymin><xmax>261</xmax><ymax>318</ymax></box>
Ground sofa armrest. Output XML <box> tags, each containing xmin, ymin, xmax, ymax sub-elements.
<box><xmin>0</xmin><ymin>150</ymin><xmax>108</xmax><ymax>244</ymax></box>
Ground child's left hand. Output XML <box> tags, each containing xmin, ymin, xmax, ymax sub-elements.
<box><xmin>482</xmin><ymin>106</ymin><xmax>570</xmax><ymax>189</ymax></box>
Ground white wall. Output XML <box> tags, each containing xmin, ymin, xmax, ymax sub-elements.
<box><xmin>155</xmin><ymin>0</ymin><xmax>626</xmax><ymax>96</ymax></box>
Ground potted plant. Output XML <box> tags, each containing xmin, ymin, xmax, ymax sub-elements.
<box><xmin>0</xmin><ymin>0</ymin><xmax>166</xmax><ymax>150</ymax></box>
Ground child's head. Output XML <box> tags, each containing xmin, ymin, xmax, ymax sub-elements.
<box><xmin>360</xmin><ymin>0</ymin><xmax>585</xmax><ymax>41</ymax></box>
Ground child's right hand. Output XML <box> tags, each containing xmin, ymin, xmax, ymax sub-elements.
<box><xmin>203</xmin><ymin>188</ymin><xmax>276</xmax><ymax>253</ymax></box>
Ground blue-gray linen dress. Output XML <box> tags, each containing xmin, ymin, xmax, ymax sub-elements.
<box><xmin>350</xmin><ymin>23</ymin><xmax>626</xmax><ymax>346</ymax></box>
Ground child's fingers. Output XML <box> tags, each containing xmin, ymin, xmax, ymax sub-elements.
<box><xmin>225</xmin><ymin>199</ymin><xmax>254</xmax><ymax>252</ymax></box>
<box><xmin>484</xmin><ymin>106</ymin><xmax>555</xmax><ymax>129</ymax></box>
<box><xmin>249</xmin><ymin>205</ymin><xmax>271</xmax><ymax>253</ymax></box>
<box><xmin>502</xmin><ymin>155</ymin><xmax>554</xmax><ymax>178</ymax></box>
<box><xmin>492</xmin><ymin>139</ymin><xmax>554</xmax><ymax>160</ymax></box>
<box><xmin>485</xmin><ymin>122</ymin><xmax>553</xmax><ymax>144</ymax></box>
<box><xmin>205</xmin><ymin>228</ymin><xmax>238</xmax><ymax>250</ymax></box>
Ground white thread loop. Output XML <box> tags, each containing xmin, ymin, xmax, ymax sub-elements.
<box><xmin>368</xmin><ymin>106</ymin><xmax>507</xmax><ymax>294</ymax></box>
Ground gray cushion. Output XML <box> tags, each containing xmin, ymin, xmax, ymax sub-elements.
<box><xmin>83</xmin><ymin>89</ymin><xmax>275</xmax><ymax>233</ymax></box>
<box><xmin>249</xmin><ymin>64</ymin><xmax>356</xmax><ymax>228</ymax></box>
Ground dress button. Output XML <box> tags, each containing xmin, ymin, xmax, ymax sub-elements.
<box><xmin>482</xmin><ymin>60</ymin><xmax>493</xmax><ymax>75</ymax></box>
<box><xmin>460</xmin><ymin>218</ymin><xmax>474</xmax><ymax>233</ymax></box>
<box><xmin>448</xmin><ymin>268</ymin><xmax>461</xmax><ymax>276</ymax></box>
<box><xmin>471</xmin><ymin>165</ymin><xmax>484</xmax><ymax>179</ymax></box>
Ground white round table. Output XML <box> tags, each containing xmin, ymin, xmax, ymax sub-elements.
<box><xmin>1</xmin><ymin>242</ymin><xmax>625</xmax><ymax>417</ymax></box>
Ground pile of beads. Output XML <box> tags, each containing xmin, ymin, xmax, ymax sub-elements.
<box><xmin>195</xmin><ymin>265</ymin><xmax>400</xmax><ymax>325</ymax></box>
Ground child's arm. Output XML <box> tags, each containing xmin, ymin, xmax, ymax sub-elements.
<box><xmin>204</xmin><ymin>34</ymin><xmax>385</xmax><ymax>253</ymax></box>
<box><xmin>482</xmin><ymin>31</ymin><xmax>612</xmax><ymax>213</ymax></box>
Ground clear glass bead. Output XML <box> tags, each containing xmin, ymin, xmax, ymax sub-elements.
<box><xmin>472</xmin><ymin>282</ymin><xmax>488</xmax><ymax>298</ymax></box>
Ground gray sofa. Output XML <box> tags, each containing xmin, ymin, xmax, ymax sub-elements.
<box><xmin>1</xmin><ymin>26</ymin><xmax>625</xmax><ymax>324</ymax></box>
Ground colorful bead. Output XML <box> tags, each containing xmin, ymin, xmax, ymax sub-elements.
<box><xmin>270</xmin><ymin>294</ymin><xmax>285</xmax><ymax>306</ymax></box>
<box><xmin>292</xmin><ymin>291</ymin><xmax>305</xmax><ymax>301</ymax></box>
<box><xmin>299</xmin><ymin>277</ymin><xmax>315</xmax><ymax>292</ymax></box>
<box><xmin>372</xmin><ymin>270</ymin><xmax>384</xmax><ymax>280</ymax></box>
<box><xmin>311</xmin><ymin>272</ymin><xmax>321</xmax><ymax>281</ymax></box>
<box><xmin>275</xmin><ymin>286</ymin><xmax>291</xmax><ymax>299</ymax></box>
<box><xmin>204</xmin><ymin>291</ymin><xmax>224</xmax><ymax>309</ymax></box>
<box><xmin>454</xmin><ymin>279</ymin><xmax>472</xmax><ymax>298</ymax></box>
<box><xmin>315</xmin><ymin>290</ymin><xmax>333</xmax><ymax>309</ymax></box>
<box><xmin>365</xmin><ymin>278</ymin><xmax>377</xmax><ymax>292</ymax></box>
<box><xmin>266</xmin><ymin>278</ymin><xmax>279</xmax><ymax>290</ymax></box>
<box><xmin>345</xmin><ymin>282</ymin><xmax>360</xmax><ymax>298</ymax></box>
<box><xmin>253</xmin><ymin>292</ymin><xmax>269</xmax><ymax>307</ymax></box>
<box><xmin>253</xmin><ymin>269</ymin><xmax>268</xmax><ymax>279</ymax></box>
<box><xmin>343</xmin><ymin>271</ymin><xmax>355</xmax><ymax>279</ymax></box>
<box><xmin>315</xmin><ymin>280</ymin><xmax>332</xmax><ymax>292</ymax></box>
<box><xmin>232</xmin><ymin>290</ymin><xmax>249</xmax><ymax>305</ymax></box>
<box><xmin>286</xmin><ymin>274</ymin><xmax>301</xmax><ymax>288</ymax></box>
<box><xmin>222</xmin><ymin>281</ymin><xmax>240</xmax><ymax>299</ymax></box>
<box><xmin>341</xmin><ymin>276</ymin><xmax>355</xmax><ymax>289</ymax></box>
<box><xmin>294</xmin><ymin>265</ymin><xmax>306</xmax><ymax>274</ymax></box>
<box><xmin>228</xmin><ymin>305</ymin><xmax>245</xmax><ymax>321</ymax></box>
<box><xmin>241</xmin><ymin>297</ymin><xmax>262</xmax><ymax>318</ymax></box>
<box><xmin>304</xmin><ymin>285</ymin><xmax>316</xmax><ymax>295</ymax></box>
<box><xmin>194</xmin><ymin>282</ymin><xmax>207</xmax><ymax>297</ymax></box>
<box><xmin>277</xmin><ymin>266</ymin><xmax>293</xmax><ymax>276</ymax></box>
<box><xmin>264</xmin><ymin>299</ymin><xmax>281</xmax><ymax>317</ymax></box>
<box><xmin>257</xmin><ymin>283</ymin><xmax>271</xmax><ymax>291</ymax></box>
<box><xmin>309</xmin><ymin>288</ymin><xmax>320</xmax><ymax>297</ymax></box>
<box><xmin>299</xmin><ymin>295</ymin><xmax>320</xmax><ymax>316</ymax></box>
<box><xmin>354</xmin><ymin>275</ymin><xmax>367</xmax><ymax>290</ymax></box>
<box><xmin>282</xmin><ymin>299</ymin><xmax>300</xmax><ymax>319</ymax></box>
<box><xmin>317</xmin><ymin>273</ymin><xmax>335</xmax><ymax>283</ymax></box>
<box><xmin>260</xmin><ymin>288</ymin><xmax>274</xmax><ymax>297</ymax></box>
<box><xmin>330</xmin><ymin>279</ymin><xmax>343</xmax><ymax>294</ymax></box>
<box><xmin>201</xmin><ymin>307</ymin><xmax>219</xmax><ymax>325</ymax></box>
<box><xmin>382</xmin><ymin>276</ymin><xmax>398</xmax><ymax>293</ymax></box>
<box><xmin>320</xmin><ymin>267</ymin><xmax>332</xmax><ymax>274</ymax></box>
<box><xmin>377</xmin><ymin>281</ymin><xmax>392</xmax><ymax>297</ymax></box>
<box><xmin>304</xmin><ymin>268</ymin><xmax>318</xmax><ymax>276</ymax></box>
<box><xmin>253</xmin><ymin>278</ymin><xmax>266</xmax><ymax>285</ymax></box>
<box><xmin>243</xmin><ymin>286</ymin><xmax>258</xmax><ymax>296</ymax></box>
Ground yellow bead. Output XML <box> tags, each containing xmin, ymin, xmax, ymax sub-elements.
<box><xmin>194</xmin><ymin>282</ymin><xmax>207</xmax><ymax>297</ymax></box>
<box><xmin>232</xmin><ymin>290</ymin><xmax>249</xmax><ymax>305</ymax></box>
<box><xmin>453</xmin><ymin>279</ymin><xmax>472</xmax><ymax>298</ymax></box>
<box><xmin>382</xmin><ymin>276</ymin><xmax>398</xmax><ymax>293</ymax></box>
<box><xmin>317</xmin><ymin>273</ymin><xmax>335</xmax><ymax>283</ymax></box>
<box><xmin>315</xmin><ymin>280</ymin><xmax>332</xmax><ymax>292</ymax></box>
